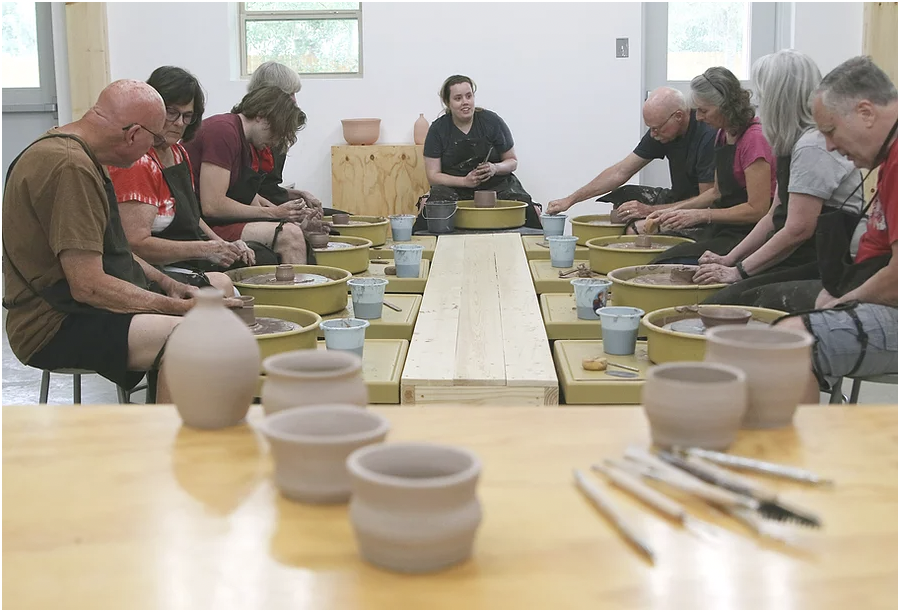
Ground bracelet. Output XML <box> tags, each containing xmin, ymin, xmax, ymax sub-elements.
<box><xmin>735</xmin><ymin>261</ymin><xmax>750</xmax><ymax>279</ymax></box>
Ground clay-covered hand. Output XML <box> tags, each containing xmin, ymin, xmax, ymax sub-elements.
<box><xmin>656</xmin><ymin>209</ymin><xmax>705</xmax><ymax>231</ymax></box>
<box><xmin>295</xmin><ymin>190</ymin><xmax>322</xmax><ymax>210</ymax></box>
<box><xmin>693</xmin><ymin>263</ymin><xmax>740</xmax><ymax>285</ymax></box>
<box><xmin>231</xmin><ymin>240</ymin><xmax>256</xmax><ymax>266</ymax></box>
<box><xmin>546</xmin><ymin>198</ymin><xmax>572</xmax><ymax>215</ymax></box>
<box><xmin>462</xmin><ymin>169</ymin><xmax>481</xmax><ymax>188</ymax></box>
<box><xmin>205</xmin><ymin>240</ymin><xmax>241</xmax><ymax>267</ymax></box>
<box><xmin>617</xmin><ymin>200</ymin><xmax>653</xmax><ymax>222</ymax></box>
<box><xmin>474</xmin><ymin>162</ymin><xmax>493</xmax><ymax>183</ymax></box>
<box><xmin>815</xmin><ymin>288</ymin><xmax>841</xmax><ymax>310</ymax></box>
<box><xmin>271</xmin><ymin>200</ymin><xmax>307</xmax><ymax>222</ymax></box>
<box><xmin>698</xmin><ymin>250</ymin><xmax>731</xmax><ymax>265</ymax></box>
<box><xmin>159</xmin><ymin>275</ymin><xmax>197</xmax><ymax>301</ymax></box>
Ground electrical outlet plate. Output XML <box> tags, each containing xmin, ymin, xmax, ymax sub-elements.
<box><xmin>616</xmin><ymin>37</ymin><xmax>629</xmax><ymax>58</ymax></box>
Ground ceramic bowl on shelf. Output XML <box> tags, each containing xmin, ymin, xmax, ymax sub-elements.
<box><xmin>341</xmin><ymin>119</ymin><xmax>381</xmax><ymax>145</ymax></box>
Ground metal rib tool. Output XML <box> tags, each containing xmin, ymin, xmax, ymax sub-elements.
<box><xmin>573</xmin><ymin>469</ymin><xmax>656</xmax><ymax>564</ymax></box>
<box><xmin>678</xmin><ymin>447</ymin><xmax>835</xmax><ymax>487</ymax></box>
<box><xmin>592</xmin><ymin>462</ymin><xmax>719</xmax><ymax>542</ymax></box>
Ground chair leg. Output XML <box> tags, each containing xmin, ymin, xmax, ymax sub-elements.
<box><xmin>39</xmin><ymin>370</ymin><xmax>50</xmax><ymax>404</ymax></box>
<box><xmin>116</xmin><ymin>386</ymin><xmax>130</xmax><ymax>404</ymax></box>
<box><xmin>849</xmin><ymin>378</ymin><xmax>863</xmax><ymax>404</ymax></box>
<box><xmin>146</xmin><ymin>370</ymin><xmax>158</xmax><ymax>404</ymax></box>
<box><xmin>73</xmin><ymin>374</ymin><xmax>82</xmax><ymax>404</ymax></box>
<box><xmin>828</xmin><ymin>378</ymin><xmax>844</xmax><ymax>404</ymax></box>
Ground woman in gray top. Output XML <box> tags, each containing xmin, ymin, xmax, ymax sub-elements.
<box><xmin>696</xmin><ymin>49</ymin><xmax>863</xmax><ymax>310</ymax></box>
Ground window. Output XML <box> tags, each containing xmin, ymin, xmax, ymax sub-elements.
<box><xmin>239</xmin><ymin>2</ymin><xmax>362</xmax><ymax>77</ymax></box>
<box><xmin>2</xmin><ymin>1</ymin><xmax>40</xmax><ymax>88</ymax></box>
<box><xmin>667</xmin><ymin>2</ymin><xmax>751</xmax><ymax>81</ymax></box>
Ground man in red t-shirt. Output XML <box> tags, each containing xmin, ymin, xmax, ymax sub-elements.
<box><xmin>778</xmin><ymin>56</ymin><xmax>898</xmax><ymax>402</ymax></box>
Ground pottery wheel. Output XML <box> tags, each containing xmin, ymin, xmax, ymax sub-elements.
<box><xmin>630</xmin><ymin>273</ymin><xmax>696</xmax><ymax>286</ymax></box>
<box><xmin>586</xmin><ymin>220</ymin><xmax>624</xmax><ymax>227</ymax></box>
<box><xmin>664</xmin><ymin>317</ymin><xmax>767</xmax><ymax>336</ymax></box>
<box><xmin>319</xmin><ymin>241</ymin><xmax>354</xmax><ymax>250</ymax></box>
<box><xmin>239</xmin><ymin>272</ymin><xmax>331</xmax><ymax>286</ymax></box>
<box><xmin>249</xmin><ymin>317</ymin><xmax>302</xmax><ymax>335</ymax></box>
<box><xmin>603</xmin><ymin>241</ymin><xmax>671</xmax><ymax>250</ymax></box>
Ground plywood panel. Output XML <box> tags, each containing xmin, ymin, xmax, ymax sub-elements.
<box><xmin>331</xmin><ymin>145</ymin><xmax>429</xmax><ymax>216</ymax></box>
<box><xmin>65</xmin><ymin>2</ymin><xmax>110</xmax><ymax>121</ymax></box>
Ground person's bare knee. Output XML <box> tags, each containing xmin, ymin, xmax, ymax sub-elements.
<box><xmin>207</xmin><ymin>272</ymin><xmax>234</xmax><ymax>296</ymax></box>
<box><xmin>276</xmin><ymin>223</ymin><xmax>307</xmax><ymax>264</ymax></box>
<box><xmin>128</xmin><ymin>314</ymin><xmax>181</xmax><ymax>371</ymax></box>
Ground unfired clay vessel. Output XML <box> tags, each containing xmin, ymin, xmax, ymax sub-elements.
<box><xmin>413</xmin><ymin>114</ymin><xmax>429</xmax><ymax>146</ymax></box>
<box><xmin>164</xmin><ymin>288</ymin><xmax>261</xmax><ymax>429</ymax></box>
<box><xmin>634</xmin><ymin>234</ymin><xmax>653</xmax><ymax>248</ymax></box>
<box><xmin>642</xmin><ymin>362</ymin><xmax>748</xmax><ymax>450</ymax></box>
<box><xmin>332</xmin><ymin>213</ymin><xmax>351</xmax><ymax>225</ymax></box>
<box><xmin>474</xmin><ymin>190</ymin><xmax>497</xmax><ymax>208</ymax></box>
<box><xmin>259</xmin><ymin>405</ymin><xmax>390</xmax><ymax>503</ymax></box>
<box><xmin>609</xmin><ymin>208</ymin><xmax>625</xmax><ymax>225</ymax></box>
<box><xmin>670</xmin><ymin>266</ymin><xmax>697</xmax><ymax>283</ymax></box>
<box><xmin>261</xmin><ymin>349</ymin><xmax>368</xmax><ymax>415</ymax></box>
<box><xmin>307</xmin><ymin>232</ymin><xmax>330</xmax><ymax>249</ymax></box>
<box><xmin>347</xmin><ymin>442</ymin><xmax>483</xmax><ymax>574</ymax></box>
<box><xmin>341</xmin><ymin>118</ymin><xmax>381</xmax><ymax>145</ymax></box>
<box><xmin>704</xmin><ymin>325</ymin><xmax>814</xmax><ymax>429</ymax></box>
<box><xmin>698</xmin><ymin>306</ymin><xmax>752</xmax><ymax>328</ymax></box>
<box><xmin>230</xmin><ymin>295</ymin><xmax>256</xmax><ymax>326</ymax></box>
<box><xmin>275</xmin><ymin>264</ymin><xmax>295</xmax><ymax>282</ymax></box>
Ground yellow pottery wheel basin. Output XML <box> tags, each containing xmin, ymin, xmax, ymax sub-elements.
<box><xmin>325</xmin><ymin>215</ymin><xmax>389</xmax><ymax>246</ymax></box>
<box><xmin>643</xmin><ymin>305</ymin><xmax>787</xmax><ymax>364</ymax></box>
<box><xmin>570</xmin><ymin>214</ymin><xmax>628</xmax><ymax>246</ymax></box>
<box><xmin>455</xmin><ymin>200</ymin><xmax>527</xmax><ymax>230</ymax></box>
<box><xmin>313</xmin><ymin>236</ymin><xmax>372</xmax><ymax>274</ymax></box>
<box><xmin>586</xmin><ymin>235</ymin><xmax>695</xmax><ymax>274</ymax></box>
<box><xmin>607</xmin><ymin>264</ymin><xmax>726</xmax><ymax>313</ymax></box>
<box><xmin>227</xmin><ymin>264</ymin><xmax>350</xmax><ymax>315</ymax></box>
<box><xmin>252</xmin><ymin>305</ymin><xmax>322</xmax><ymax>361</ymax></box>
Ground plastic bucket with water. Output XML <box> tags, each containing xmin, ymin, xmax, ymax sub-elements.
<box><xmin>571</xmin><ymin>278</ymin><xmax>611</xmax><ymax>320</ymax></box>
<box><xmin>347</xmin><ymin>278</ymin><xmax>388</xmax><ymax>320</ymax></box>
<box><xmin>389</xmin><ymin>214</ymin><xmax>416</xmax><ymax>242</ymax></box>
<box><xmin>547</xmin><ymin>235</ymin><xmax>578</xmax><ymax>268</ymax></box>
<box><xmin>393</xmin><ymin>244</ymin><xmax>424</xmax><ymax>278</ymax></box>
<box><xmin>320</xmin><ymin>318</ymin><xmax>371</xmax><ymax>359</ymax></box>
<box><xmin>423</xmin><ymin>201</ymin><xmax>457</xmax><ymax>234</ymax></box>
<box><xmin>597</xmin><ymin>306</ymin><xmax>644</xmax><ymax>355</ymax></box>
<box><xmin>541</xmin><ymin>213</ymin><xmax>567</xmax><ymax>238</ymax></box>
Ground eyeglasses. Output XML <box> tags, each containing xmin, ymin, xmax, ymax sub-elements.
<box><xmin>648</xmin><ymin>110</ymin><xmax>679</xmax><ymax>133</ymax></box>
<box><xmin>122</xmin><ymin>123</ymin><xmax>166</xmax><ymax>146</ymax></box>
<box><xmin>165</xmin><ymin>107</ymin><xmax>197</xmax><ymax>125</ymax></box>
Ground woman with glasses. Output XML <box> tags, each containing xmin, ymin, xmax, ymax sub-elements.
<box><xmin>695</xmin><ymin>50</ymin><xmax>863</xmax><ymax>309</ymax></box>
<box><xmin>645</xmin><ymin>66</ymin><xmax>777</xmax><ymax>265</ymax></box>
<box><xmin>110</xmin><ymin>66</ymin><xmax>248</xmax><ymax>292</ymax></box>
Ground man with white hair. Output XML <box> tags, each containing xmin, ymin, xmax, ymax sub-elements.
<box><xmin>776</xmin><ymin>56</ymin><xmax>898</xmax><ymax>402</ymax></box>
<box><xmin>547</xmin><ymin>87</ymin><xmax>716</xmax><ymax>219</ymax></box>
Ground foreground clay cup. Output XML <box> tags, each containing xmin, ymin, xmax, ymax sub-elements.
<box><xmin>642</xmin><ymin>362</ymin><xmax>748</xmax><ymax>450</ymax></box>
<box><xmin>389</xmin><ymin>214</ymin><xmax>416</xmax><ymax>242</ymax></box>
<box><xmin>634</xmin><ymin>235</ymin><xmax>653</xmax><ymax>248</ymax></box>
<box><xmin>308</xmin><ymin>232</ymin><xmax>330</xmax><ymax>249</ymax></box>
<box><xmin>547</xmin><ymin>235</ymin><xmax>579</xmax><ymax>268</ymax></box>
<box><xmin>332</xmin><ymin>213</ymin><xmax>351</xmax><ymax>225</ymax></box>
<box><xmin>259</xmin><ymin>405</ymin><xmax>390</xmax><ymax>504</ymax></box>
<box><xmin>704</xmin><ymin>325</ymin><xmax>814</xmax><ymax>429</ymax></box>
<box><xmin>347</xmin><ymin>442</ymin><xmax>483</xmax><ymax>574</ymax></box>
<box><xmin>275</xmin><ymin>264</ymin><xmax>295</xmax><ymax>282</ymax></box>
<box><xmin>348</xmin><ymin>277</ymin><xmax>388</xmax><ymax>320</ymax></box>
<box><xmin>540</xmin><ymin>213</ymin><xmax>566</xmax><ymax>237</ymax></box>
<box><xmin>473</xmin><ymin>190</ymin><xmax>497</xmax><ymax>208</ymax></box>
<box><xmin>698</xmin><ymin>306</ymin><xmax>752</xmax><ymax>328</ymax></box>
<box><xmin>165</xmin><ymin>288</ymin><xmax>261</xmax><ymax>429</ymax></box>
<box><xmin>392</xmin><ymin>243</ymin><xmax>424</xmax><ymax>278</ymax></box>
<box><xmin>261</xmin><ymin>349</ymin><xmax>368</xmax><ymax>415</ymax></box>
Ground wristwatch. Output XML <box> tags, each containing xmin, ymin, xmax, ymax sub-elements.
<box><xmin>735</xmin><ymin>261</ymin><xmax>750</xmax><ymax>279</ymax></box>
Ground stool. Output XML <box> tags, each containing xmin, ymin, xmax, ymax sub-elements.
<box><xmin>828</xmin><ymin>373</ymin><xmax>898</xmax><ymax>405</ymax></box>
<box><xmin>38</xmin><ymin>369</ymin><xmax>153</xmax><ymax>404</ymax></box>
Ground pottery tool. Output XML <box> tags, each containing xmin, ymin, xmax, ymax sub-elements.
<box><xmin>573</xmin><ymin>468</ymin><xmax>655</xmax><ymax>564</ymax></box>
<box><xmin>623</xmin><ymin>447</ymin><xmax>819</xmax><ymax>528</ymax></box>
<box><xmin>383</xmin><ymin>300</ymin><xmax>402</xmax><ymax>312</ymax></box>
<box><xmin>592</xmin><ymin>462</ymin><xmax>720</xmax><ymax>542</ymax></box>
<box><xmin>607</xmin><ymin>361</ymin><xmax>640</xmax><ymax>373</ymax></box>
<box><xmin>606</xmin><ymin>371</ymin><xmax>638</xmax><ymax>379</ymax></box>
<box><xmin>657</xmin><ymin>451</ymin><xmax>822</xmax><ymax>529</ymax></box>
<box><xmin>678</xmin><ymin>447</ymin><xmax>835</xmax><ymax>487</ymax></box>
<box><xmin>482</xmin><ymin>146</ymin><xmax>494</xmax><ymax>165</ymax></box>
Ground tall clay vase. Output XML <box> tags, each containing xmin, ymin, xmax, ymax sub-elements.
<box><xmin>704</xmin><ymin>325</ymin><xmax>814</xmax><ymax>429</ymax></box>
<box><xmin>164</xmin><ymin>288</ymin><xmax>261</xmax><ymax>429</ymax></box>
<box><xmin>413</xmin><ymin>113</ymin><xmax>429</xmax><ymax>145</ymax></box>
<box><xmin>261</xmin><ymin>349</ymin><xmax>368</xmax><ymax>415</ymax></box>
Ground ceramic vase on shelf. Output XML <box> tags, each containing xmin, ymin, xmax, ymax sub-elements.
<box><xmin>413</xmin><ymin>113</ymin><xmax>429</xmax><ymax>145</ymax></box>
<box><xmin>164</xmin><ymin>288</ymin><xmax>261</xmax><ymax>429</ymax></box>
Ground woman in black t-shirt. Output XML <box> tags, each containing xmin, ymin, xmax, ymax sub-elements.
<box><xmin>420</xmin><ymin>75</ymin><xmax>541</xmax><ymax>229</ymax></box>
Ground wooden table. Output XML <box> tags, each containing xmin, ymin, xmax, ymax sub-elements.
<box><xmin>401</xmin><ymin>233</ymin><xmax>558</xmax><ymax>405</ymax></box>
<box><xmin>4</xmin><ymin>404</ymin><xmax>897</xmax><ymax>609</ymax></box>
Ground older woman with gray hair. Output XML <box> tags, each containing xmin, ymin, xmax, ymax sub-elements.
<box><xmin>694</xmin><ymin>50</ymin><xmax>863</xmax><ymax>309</ymax></box>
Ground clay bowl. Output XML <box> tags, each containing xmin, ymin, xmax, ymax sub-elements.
<box><xmin>698</xmin><ymin>306</ymin><xmax>753</xmax><ymax>328</ymax></box>
<box><xmin>341</xmin><ymin>118</ymin><xmax>381</xmax><ymax>145</ymax></box>
<box><xmin>332</xmin><ymin>213</ymin><xmax>351</xmax><ymax>225</ymax></box>
<box><xmin>307</xmin><ymin>232</ymin><xmax>331</xmax><ymax>249</ymax></box>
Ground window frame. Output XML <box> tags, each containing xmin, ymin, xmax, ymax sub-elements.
<box><xmin>238</xmin><ymin>2</ymin><xmax>363</xmax><ymax>79</ymax></box>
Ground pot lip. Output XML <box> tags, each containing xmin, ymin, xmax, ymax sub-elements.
<box><xmin>347</xmin><ymin>277</ymin><xmax>388</xmax><ymax>286</ymax></box>
<box><xmin>258</xmin><ymin>405</ymin><xmax>389</xmax><ymax>445</ymax></box>
<box><xmin>391</xmin><ymin>243</ymin><xmax>424</xmax><ymax>251</ymax></box>
<box><xmin>648</xmin><ymin>361</ymin><xmax>747</xmax><ymax>386</ymax></box>
<box><xmin>347</xmin><ymin>442</ymin><xmax>481</xmax><ymax>489</ymax></box>
<box><xmin>570</xmin><ymin>278</ymin><xmax>612</xmax><ymax>287</ymax></box>
<box><xmin>705</xmin><ymin>324</ymin><xmax>814</xmax><ymax>349</ymax></box>
<box><xmin>319</xmin><ymin>317</ymin><xmax>371</xmax><ymax>331</ymax></box>
<box><xmin>263</xmin><ymin>349</ymin><xmax>361</xmax><ymax>378</ymax></box>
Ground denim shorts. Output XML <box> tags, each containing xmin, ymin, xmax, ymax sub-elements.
<box><xmin>804</xmin><ymin>303</ymin><xmax>898</xmax><ymax>388</ymax></box>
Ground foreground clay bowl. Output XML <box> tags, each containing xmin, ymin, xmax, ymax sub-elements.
<box><xmin>228</xmin><ymin>264</ymin><xmax>351</xmax><ymax>315</ymax></box>
<box><xmin>326</xmin><ymin>215</ymin><xmax>389</xmax><ymax>247</ymax></box>
<box><xmin>570</xmin><ymin>214</ymin><xmax>627</xmax><ymax>246</ymax></box>
<box><xmin>642</xmin><ymin>305</ymin><xmax>787</xmax><ymax>364</ymax></box>
<box><xmin>607</xmin><ymin>265</ymin><xmax>727</xmax><ymax>314</ymax></box>
<box><xmin>586</xmin><ymin>235</ymin><xmax>695</xmax><ymax>274</ymax></box>
<box><xmin>455</xmin><ymin>200</ymin><xmax>527</xmax><ymax>230</ymax></box>
<box><xmin>313</xmin><ymin>236</ymin><xmax>372</xmax><ymax>274</ymax></box>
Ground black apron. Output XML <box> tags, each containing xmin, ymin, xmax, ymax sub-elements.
<box><xmin>2</xmin><ymin>133</ymin><xmax>155</xmax><ymax>315</ymax></box>
<box><xmin>652</xmin><ymin>133</ymin><xmax>756</xmax><ymax>264</ymax></box>
<box><xmin>768</xmin><ymin>154</ymin><xmax>818</xmax><ymax>268</ymax></box>
<box><xmin>816</xmin><ymin>117</ymin><xmax>898</xmax><ymax>297</ymax></box>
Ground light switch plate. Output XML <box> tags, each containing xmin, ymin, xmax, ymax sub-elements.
<box><xmin>616</xmin><ymin>37</ymin><xmax>629</xmax><ymax>58</ymax></box>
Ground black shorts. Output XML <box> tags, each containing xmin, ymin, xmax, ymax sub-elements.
<box><xmin>29</xmin><ymin>310</ymin><xmax>146</xmax><ymax>390</ymax></box>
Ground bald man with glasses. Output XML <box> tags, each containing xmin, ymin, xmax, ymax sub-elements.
<box><xmin>547</xmin><ymin>87</ymin><xmax>717</xmax><ymax>220</ymax></box>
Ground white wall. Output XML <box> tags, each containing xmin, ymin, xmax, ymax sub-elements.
<box><xmin>791</xmin><ymin>2</ymin><xmax>863</xmax><ymax>75</ymax></box>
<box><xmin>106</xmin><ymin>2</ymin><xmax>643</xmax><ymax>209</ymax></box>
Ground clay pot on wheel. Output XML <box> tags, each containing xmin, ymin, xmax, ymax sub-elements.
<box><xmin>609</xmin><ymin>208</ymin><xmax>625</xmax><ymax>224</ymax></box>
<box><xmin>698</xmin><ymin>306</ymin><xmax>752</xmax><ymax>328</ymax></box>
<box><xmin>275</xmin><ymin>264</ymin><xmax>295</xmax><ymax>282</ymax></box>
<box><xmin>670</xmin><ymin>266</ymin><xmax>697</xmax><ymax>283</ymax></box>
<box><xmin>164</xmin><ymin>288</ymin><xmax>261</xmax><ymax>429</ymax></box>
<box><xmin>474</xmin><ymin>191</ymin><xmax>497</xmax><ymax>208</ymax></box>
<box><xmin>332</xmin><ymin>213</ymin><xmax>351</xmax><ymax>225</ymax></box>
<box><xmin>307</xmin><ymin>232</ymin><xmax>330</xmax><ymax>249</ymax></box>
<box><xmin>262</xmin><ymin>349</ymin><xmax>368</xmax><ymax>415</ymax></box>
<box><xmin>634</xmin><ymin>235</ymin><xmax>653</xmax><ymax>248</ymax></box>
<box><xmin>230</xmin><ymin>295</ymin><xmax>256</xmax><ymax>326</ymax></box>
